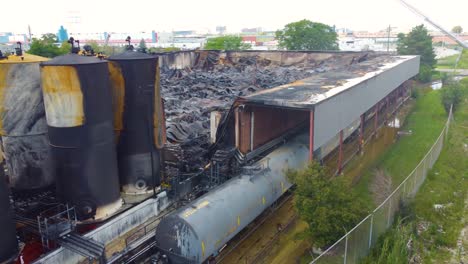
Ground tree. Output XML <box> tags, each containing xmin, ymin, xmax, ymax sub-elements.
<box><xmin>41</xmin><ymin>33</ymin><xmax>58</xmax><ymax>44</ymax></box>
<box><xmin>138</xmin><ymin>38</ymin><xmax>147</xmax><ymax>53</ymax></box>
<box><xmin>452</xmin><ymin>25</ymin><xmax>463</xmax><ymax>34</ymax></box>
<box><xmin>59</xmin><ymin>41</ymin><xmax>72</xmax><ymax>54</ymax></box>
<box><xmin>397</xmin><ymin>25</ymin><xmax>436</xmax><ymax>82</ymax></box>
<box><xmin>27</xmin><ymin>37</ymin><xmax>69</xmax><ymax>58</ymax></box>
<box><xmin>441</xmin><ymin>81</ymin><xmax>463</xmax><ymax>113</ymax></box>
<box><xmin>87</xmin><ymin>40</ymin><xmax>101</xmax><ymax>53</ymax></box>
<box><xmin>275</xmin><ymin>19</ymin><xmax>338</xmax><ymax>51</ymax></box>
<box><xmin>204</xmin><ymin>35</ymin><xmax>251</xmax><ymax>50</ymax></box>
<box><xmin>287</xmin><ymin>161</ymin><xmax>369</xmax><ymax>248</ymax></box>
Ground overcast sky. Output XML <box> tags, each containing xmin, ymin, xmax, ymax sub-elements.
<box><xmin>2</xmin><ymin>0</ymin><xmax>467</xmax><ymax>35</ymax></box>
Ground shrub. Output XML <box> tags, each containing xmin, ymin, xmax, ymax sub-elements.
<box><xmin>418</xmin><ymin>65</ymin><xmax>432</xmax><ymax>83</ymax></box>
<box><xmin>441</xmin><ymin>83</ymin><xmax>462</xmax><ymax>113</ymax></box>
<box><xmin>287</xmin><ymin>161</ymin><xmax>370</xmax><ymax>248</ymax></box>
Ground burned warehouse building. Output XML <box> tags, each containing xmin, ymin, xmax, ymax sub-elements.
<box><xmin>0</xmin><ymin>47</ymin><xmax>419</xmax><ymax>264</ymax></box>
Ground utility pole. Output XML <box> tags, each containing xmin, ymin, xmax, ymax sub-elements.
<box><xmin>387</xmin><ymin>25</ymin><xmax>391</xmax><ymax>52</ymax></box>
<box><xmin>28</xmin><ymin>25</ymin><xmax>32</xmax><ymax>44</ymax></box>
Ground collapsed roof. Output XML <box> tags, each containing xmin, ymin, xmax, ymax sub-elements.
<box><xmin>158</xmin><ymin>50</ymin><xmax>385</xmax><ymax>172</ymax></box>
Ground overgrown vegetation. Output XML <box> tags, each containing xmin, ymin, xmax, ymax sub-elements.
<box><xmin>354</xmin><ymin>88</ymin><xmax>447</xmax><ymax>206</ymax></box>
<box><xmin>397</xmin><ymin>25</ymin><xmax>436</xmax><ymax>83</ymax></box>
<box><xmin>84</xmin><ymin>40</ymin><xmax>125</xmax><ymax>56</ymax></box>
<box><xmin>363</xmin><ymin>219</ymin><xmax>414</xmax><ymax>264</ymax></box>
<box><xmin>27</xmin><ymin>33</ymin><xmax>70</xmax><ymax>58</ymax></box>
<box><xmin>364</xmin><ymin>79</ymin><xmax>468</xmax><ymax>263</ymax></box>
<box><xmin>437</xmin><ymin>49</ymin><xmax>468</xmax><ymax>69</ymax></box>
<box><xmin>441</xmin><ymin>79</ymin><xmax>463</xmax><ymax>113</ymax></box>
<box><xmin>203</xmin><ymin>35</ymin><xmax>251</xmax><ymax>50</ymax></box>
<box><xmin>287</xmin><ymin>161</ymin><xmax>369</xmax><ymax>248</ymax></box>
<box><xmin>275</xmin><ymin>19</ymin><xmax>338</xmax><ymax>51</ymax></box>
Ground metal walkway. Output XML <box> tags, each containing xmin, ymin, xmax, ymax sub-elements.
<box><xmin>57</xmin><ymin>233</ymin><xmax>106</xmax><ymax>263</ymax></box>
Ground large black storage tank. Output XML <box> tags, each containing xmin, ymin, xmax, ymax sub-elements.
<box><xmin>0</xmin><ymin>54</ymin><xmax>55</xmax><ymax>190</ymax></box>
<box><xmin>108</xmin><ymin>52</ymin><xmax>165</xmax><ymax>194</ymax></box>
<box><xmin>40</xmin><ymin>54</ymin><xmax>121</xmax><ymax>220</ymax></box>
<box><xmin>0</xmin><ymin>177</ymin><xmax>18</xmax><ymax>263</ymax></box>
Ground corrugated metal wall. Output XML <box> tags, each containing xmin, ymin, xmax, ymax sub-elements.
<box><xmin>313</xmin><ymin>56</ymin><xmax>420</xmax><ymax>151</ymax></box>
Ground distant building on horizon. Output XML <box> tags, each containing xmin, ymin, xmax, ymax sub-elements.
<box><xmin>0</xmin><ymin>32</ymin><xmax>27</xmax><ymax>44</ymax></box>
<box><xmin>57</xmin><ymin>26</ymin><xmax>69</xmax><ymax>43</ymax></box>
<box><xmin>216</xmin><ymin>26</ymin><xmax>227</xmax><ymax>35</ymax></box>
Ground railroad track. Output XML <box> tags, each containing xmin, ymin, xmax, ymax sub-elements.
<box><xmin>216</xmin><ymin>191</ymin><xmax>296</xmax><ymax>263</ymax></box>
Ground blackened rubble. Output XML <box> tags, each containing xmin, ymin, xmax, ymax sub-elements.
<box><xmin>159</xmin><ymin>51</ymin><xmax>381</xmax><ymax>173</ymax></box>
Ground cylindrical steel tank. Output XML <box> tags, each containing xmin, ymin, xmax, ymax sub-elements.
<box><xmin>0</xmin><ymin>54</ymin><xmax>55</xmax><ymax>190</ymax></box>
<box><xmin>40</xmin><ymin>54</ymin><xmax>121</xmax><ymax>220</ymax></box>
<box><xmin>0</xmin><ymin>177</ymin><xmax>18</xmax><ymax>263</ymax></box>
<box><xmin>155</xmin><ymin>133</ymin><xmax>309</xmax><ymax>264</ymax></box>
<box><xmin>108</xmin><ymin>52</ymin><xmax>165</xmax><ymax>194</ymax></box>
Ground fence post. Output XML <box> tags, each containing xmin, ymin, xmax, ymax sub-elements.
<box><xmin>430</xmin><ymin>149</ymin><xmax>433</xmax><ymax>167</ymax></box>
<box><xmin>368</xmin><ymin>214</ymin><xmax>374</xmax><ymax>249</ymax></box>
<box><xmin>387</xmin><ymin>197</ymin><xmax>392</xmax><ymax>228</ymax></box>
<box><xmin>403</xmin><ymin>180</ymin><xmax>407</xmax><ymax>198</ymax></box>
<box><xmin>423</xmin><ymin>155</ymin><xmax>428</xmax><ymax>180</ymax></box>
<box><xmin>344</xmin><ymin>234</ymin><xmax>348</xmax><ymax>264</ymax></box>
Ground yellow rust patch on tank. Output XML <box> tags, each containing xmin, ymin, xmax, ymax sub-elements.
<box><xmin>0</xmin><ymin>64</ymin><xmax>12</xmax><ymax>135</ymax></box>
<box><xmin>0</xmin><ymin>54</ymin><xmax>47</xmax><ymax>64</ymax></box>
<box><xmin>108</xmin><ymin>62</ymin><xmax>125</xmax><ymax>138</ymax></box>
<box><xmin>201</xmin><ymin>241</ymin><xmax>206</xmax><ymax>257</ymax></box>
<box><xmin>153</xmin><ymin>63</ymin><xmax>166</xmax><ymax>148</ymax></box>
<box><xmin>41</xmin><ymin>66</ymin><xmax>85</xmax><ymax>127</ymax></box>
<box><xmin>183</xmin><ymin>200</ymin><xmax>210</xmax><ymax>218</ymax></box>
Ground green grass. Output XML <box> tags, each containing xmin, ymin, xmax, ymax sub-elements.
<box><xmin>353</xmin><ymin>88</ymin><xmax>447</xmax><ymax>207</ymax></box>
<box><xmin>362</xmin><ymin>219</ymin><xmax>413</xmax><ymax>264</ymax></box>
<box><xmin>362</xmin><ymin>80</ymin><xmax>468</xmax><ymax>263</ymax></box>
<box><xmin>437</xmin><ymin>49</ymin><xmax>468</xmax><ymax>69</ymax></box>
<box><xmin>411</xmin><ymin>82</ymin><xmax>468</xmax><ymax>263</ymax></box>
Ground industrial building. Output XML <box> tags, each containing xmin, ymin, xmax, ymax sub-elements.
<box><xmin>0</xmin><ymin>48</ymin><xmax>419</xmax><ymax>264</ymax></box>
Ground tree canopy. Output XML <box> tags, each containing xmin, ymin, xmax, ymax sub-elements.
<box><xmin>27</xmin><ymin>33</ymin><xmax>70</xmax><ymax>58</ymax></box>
<box><xmin>41</xmin><ymin>33</ymin><xmax>58</xmax><ymax>44</ymax></box>
<box><xmin>138</xmin><ymin>38</ymin><xmax>147</xmax><ymax>53</ymax></box>
<box><xmin>397</xmin><ymin>25</ymin><xmax>436</xmax><ymax>82</ymax></box>
<box><xmin>441</xmin><ymin>78</ymin><xmax>463</xmax><ymax>113</ymax></box>
<box><xmin>451</xmin><ymin>25</ymin><xmax>463</xmax><ymax>34</ymax></box>
<box><xmin>83</xmin><ymin>40</ymin><xmax>124</xmax><ymax>56</ymax></box>
<box><xmin>204</xmin><ymin>35</ymin><xmax>251</xmax><ymax>50</ymax></box>
<box><xmin>275</xmin><ymin>19</ymin><xmax>338</xmax><ymax>51</ymax></box>
<box><xmin>287</xmin><ymin>161</ymin><xmax>369</xmax><ymax>248</ymax></box>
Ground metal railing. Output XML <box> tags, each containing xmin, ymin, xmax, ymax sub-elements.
<box><xmin>310</xmin><ymin>106</ymin><xmax>453</xmax><ymax>264</ymax></box>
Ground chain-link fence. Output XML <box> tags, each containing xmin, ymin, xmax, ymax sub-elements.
<box><xmin>310</xmin><ymin>106</ymin><xmax>452</xmax><ymax>264</ymax></box>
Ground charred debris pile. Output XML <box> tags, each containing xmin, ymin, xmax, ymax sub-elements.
<box><xmin>159</xmin><ymin>51</ymin><xmax>380</xmax><ymax>176</ymax></box>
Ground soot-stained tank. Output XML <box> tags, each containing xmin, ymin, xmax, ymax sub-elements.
<box><xmin>155</xmin><ymin>133</ymin><xmax>309</xmax><ymax>264</ymax></box>
<box><xmin>0</xmin><ymin>177</ymin><xmax>18</xmax><ymax>263</ymax></box>
<box><xmin>0</xmin><ymin>54</ymin><xmax>55</xmax><ymax>190</ymax></box>
<box><xmin>108</xmin><ymin>52</ymin><xmax>165</xmax><ymax>194</ymax></box>
<box><xmin>40</xmin><ymin>54</ymin><xmax>121</xmax><ymax>220</ymax></box>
